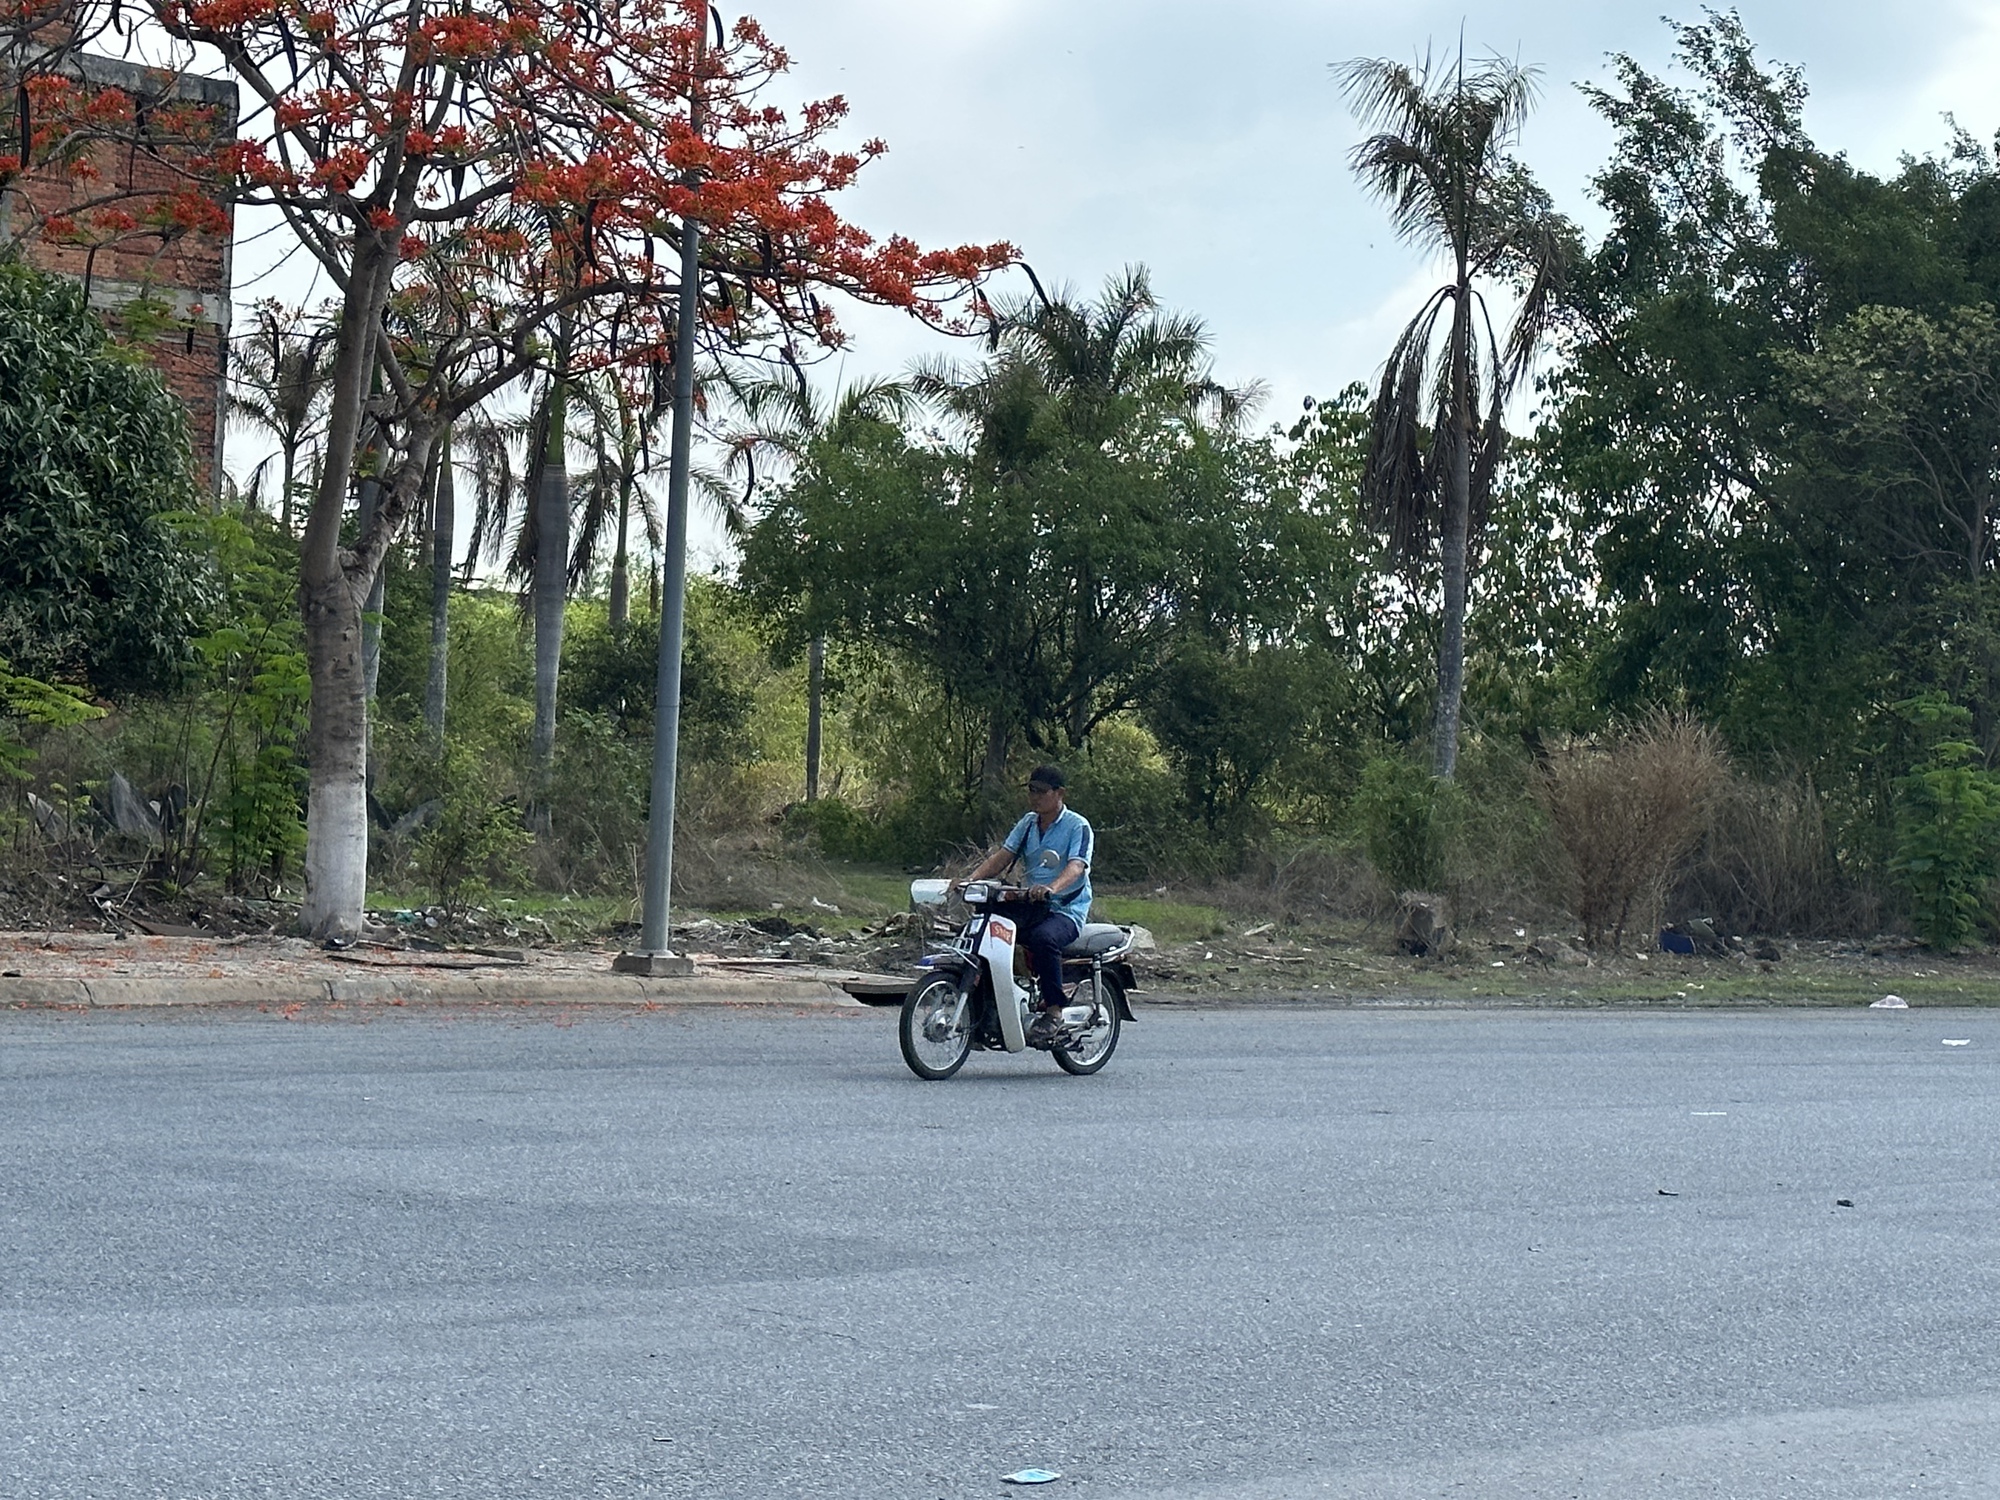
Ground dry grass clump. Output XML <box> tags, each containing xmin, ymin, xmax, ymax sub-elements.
<box><xmin>1539</xmin><ymin>714</ymin><xmax>1726</xmax><ymax>950</ymax></box>
<box><xmin>1672</xmin><ymin>774</ymin><xmax>1875</xmax><ymax>936</ymax></box>
<box><xmin>1198</xmin><ymin>839</ymin><xmax>1389</xmax><ymax>924</ymax></box>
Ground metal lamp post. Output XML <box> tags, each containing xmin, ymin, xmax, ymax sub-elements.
<box><xmin>615</xmin><ymin>3</ymin><xmax>708</xmax><ymax>978</ymax></box>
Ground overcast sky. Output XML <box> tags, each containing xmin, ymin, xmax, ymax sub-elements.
<box><xmin>225</xmin><ymin>0</ymin><xmax>2000</xmax><ymax>564</ymax></box>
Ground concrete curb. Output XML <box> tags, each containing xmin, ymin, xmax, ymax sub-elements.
<box><xmin>0</xmin><ymin>972</ymin><xmax>863</xmax><ymax>1011</ymax></box>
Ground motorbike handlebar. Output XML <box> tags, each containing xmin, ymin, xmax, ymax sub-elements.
<box><xmin>956</xmin><ymin>881</ymin><xmax>1047</xmax><ymax>905</ymax></box>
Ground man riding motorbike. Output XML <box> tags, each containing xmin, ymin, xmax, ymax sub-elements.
<box><xmin>957</xmin><ymin>764</ymin><xmax>1095</xmax><ymax>1048</ymax></box>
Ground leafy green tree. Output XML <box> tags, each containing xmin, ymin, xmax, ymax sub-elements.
<box><xmin>1337</xmin><ymin>48</ymin><xmax>1571</xmax><ymax>779</ymax></box>
<box><xmin>1145</xmin><ymin>641</ymin><xmax>1324</xmax><ymax>834</ymax></box>
<box><xmin>744</xmin><ymin>340</ymin><xmax>1307</xmax><ymax>824</ymax></box>
<box><xmin>723</xmin><ymin>371</ymin><xmax>913</xmax><ymax>799</ymax></box>
<box><xmin>1787</xmin><ymin>302</ymin><xmax>2000</xmax><ymax>589</ymax></box>
<box><xmin>1539</xmin><ymin>11</ymin><xmax>2000</xmax><ymax>866</ymax></box>
<box><xmin>0</xmin><ymin>260</ymin><xmax>216</xmax><ymax>696</ymax></box>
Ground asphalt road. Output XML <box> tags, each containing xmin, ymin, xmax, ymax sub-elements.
<box><xmin>2</xmin><ymin>1002</ymin><xmax>1998</xmax><ymax>1499</ymax></box>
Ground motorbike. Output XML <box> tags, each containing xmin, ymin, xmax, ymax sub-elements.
<box><xmin>897</xmin><ymin>878</ymin><xmax>1138</xmax><ymax>1080</ymax></box>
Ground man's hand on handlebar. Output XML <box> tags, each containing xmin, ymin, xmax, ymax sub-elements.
<box><xmin>1026</xmin><ymin>883</ymin><xmax>1051</xmax><ymax>901</ymax></box>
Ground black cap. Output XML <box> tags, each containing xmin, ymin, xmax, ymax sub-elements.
<box><xmin>1027</xmin><ymin>764</ymin><xmax>1066</xmax><ymax>791</ymax></box>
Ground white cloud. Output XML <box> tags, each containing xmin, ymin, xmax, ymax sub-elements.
<box><xmin>221</xmin><ymin>0</ymin><xmax>2000</xmax><ymax>562</ymax></box>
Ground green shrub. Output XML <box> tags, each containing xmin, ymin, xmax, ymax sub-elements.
<box><xmin>408</xmin><ymin>744</ymin><xmax>532</xmax><ymax>919</ymax></box>
<box><xmin>540</xmin><ymin>710</ymin><xmax>651</xmax><ymax>890</ymax></box>
<box><xmin>1349</xmin><ymin>753</ymin><xmax>1460</xmax><ymax>893</ymax></box>
<box><xmin>1890</xmin><ymin>696</ymin><xmax>2000</xmax><ymax>951</ymax></box>
<box><xmin>1066</xmin><ymin>721</ymin><xmax>1199</xmax><ymax>881</ymax></box>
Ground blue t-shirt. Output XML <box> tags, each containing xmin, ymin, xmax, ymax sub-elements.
<box><xmin>1003</xmin><ymin>807</ymin><xmax>1095</xmax><ymax>924</ymax></box>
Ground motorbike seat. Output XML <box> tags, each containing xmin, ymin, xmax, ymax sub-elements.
<box><xmin>1063</xmin><ymin>923</ymin><xmax>1129</xmax><ymax>957</ymax></box>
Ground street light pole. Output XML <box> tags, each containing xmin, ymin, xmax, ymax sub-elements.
<box><xmin>616</xmin><ymin>1</ymin><xmax>708</xmax><ymax>978</ymax></box>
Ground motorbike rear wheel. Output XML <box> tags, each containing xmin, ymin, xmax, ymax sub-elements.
<box><xmin>900</xmin><ymin>972</ymin><xmax>972</xmax><ymax>1080</ymax></box>
<box><xmin>1053</xmin><ymin>974</ymin><xmax>1122</xmax><ymax>1076</ymax></box>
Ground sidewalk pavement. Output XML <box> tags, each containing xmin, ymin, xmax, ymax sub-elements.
<box><xmin>0</xmin><ymin>932</ymin><xmax>895</xmax><ymax>1011</ymax></box>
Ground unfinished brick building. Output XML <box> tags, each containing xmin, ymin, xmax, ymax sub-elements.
<box><xmin>0</xmin><ymin>35</ymin><xmax>238</xmax><ymax>490</ymax></box>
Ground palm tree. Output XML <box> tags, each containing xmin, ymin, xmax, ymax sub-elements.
<box><xmin>1337</xmin><ymin>49</ymin><xmax>1570</xmax><ymax>779</ymax></box>
<box><xmin>459</xmin><ymin>404</ymin><xmax>527</xmax><ymax>583</ymax></box>
<box><xmin>423</xmin><ymin>423</ymin><xmax>455</xmax><ymax>740</ymax></box>
<box><xmin>567</xmin><ymin>370</ymin><xmax>668</xmax><ymax>634</ymax></box>
<box><xmin>917</xmin><ymin>265</ymin><xmax>1256</xmax><ymax>465</ymax></box>
<box><xmin>722</xmin><ymin>371</ymin><xmax>913</xmax><ymax>799</ymax></box>
<box><xmin>228</xmin><ymin>301</ymin><xmax>335</xmax><ymax>532</ymax></box>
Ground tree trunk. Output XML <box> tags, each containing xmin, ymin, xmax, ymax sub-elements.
<box><xmin>358</xmin><ymin>475</ymin><xmax>386</xmax><ymax>707</ymax></box>
<box><xmin>1433</xmin><ymin>284</ymin><xmax>1473</xmax><ymax>782</ymax></box>
<box><xmin>529</xmin><ymin>378</ymin><xmax>569</xmax><ymax>833</ymax></box>
<box><xmin>980</xmin><ymin>709</ymin><xmax>1012</xmax><ymax>819</ymax></box>
<box><xmin>805</xmin><ymin>634</ymin><xmax>825</xmax><ymax>801</ymax></box>
<box><xmin>300</xmin><ymin>252</ymin><xmax>391</xmax><ymax>940</ymax></box>
<box><xmin>278</xmin><ymin>443</ymin><xmax>296</xmax><ymax>533</ymax></box>
<box><xmin>610</xmin><ymin>464</ymin><xmax>632</xmax><ymax>634</ymax></box>
<box><xmin>302</xmin><ymin>568</ymin><xmax>371</xmax><ymax>939</ymax></box>
<box><xmin>425</xmin><ymin>425</ymin><xmax>454</xmax><ymax>740</ymax></box>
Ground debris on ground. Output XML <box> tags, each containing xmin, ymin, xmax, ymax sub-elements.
<box><xmin>1393</xmin><ymin>892</ymin><xmax>1452</xmax><ymax>957</ymax></box>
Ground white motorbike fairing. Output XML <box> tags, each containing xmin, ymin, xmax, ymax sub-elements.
<box><xmin>977</xmin><ymin>914</ymin><xmax>1029</xmax><ymax>1052</ymax></box>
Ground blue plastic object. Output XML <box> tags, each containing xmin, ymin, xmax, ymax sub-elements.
<box><xmin>1002</xmin><ymin>1470</ymin><xmax>1063</xmax><ymax>1486</ymax></box>
<box><xmin>1660</xmin><ymin>930</ymin><xmax>1695</xmax><ymax>954</ymax></box>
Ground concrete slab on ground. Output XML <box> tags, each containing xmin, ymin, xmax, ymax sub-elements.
<box><xmin>0</xmin><ymin>932</ymin><xmax>867</xmax><ymax>1010</ymax></box>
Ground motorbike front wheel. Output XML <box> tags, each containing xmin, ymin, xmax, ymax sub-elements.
<box><xmin>899</xmin><ymin>972</ymin><xmax>972</xmax><ymax>1080</ymax></box>
<box><xmin>1053</xmin><ymin>975</ymin><xmax>1122</xmax><ymax>1076</ymax></box>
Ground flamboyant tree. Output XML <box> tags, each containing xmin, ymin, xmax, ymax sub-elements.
<box><xmin>5</xmin><ymin>0</ymin><xmax>1011</xmax><ymax>936</ymax></box>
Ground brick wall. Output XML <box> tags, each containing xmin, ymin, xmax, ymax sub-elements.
<box><xmin>1</xmin><ymin>50</ymin><xmax>238</xmax><ymax>491</ymax></box>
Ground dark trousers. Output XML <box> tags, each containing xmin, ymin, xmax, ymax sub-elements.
<box><xmin>997</xmin><ymin>903</ymin><xmax>1080</xmax><ymax>1010</ymax></box>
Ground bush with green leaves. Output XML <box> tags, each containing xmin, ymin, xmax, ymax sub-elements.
<box><xmin>1350</xmin><ymin>754</ymin><xmax>1460</xmax><ymax>894</ymax></box>
<box><xmin>1889</xmin><ymin>696</ymin><xmax>2000</xmax><ymax>951</ymax></box>
<box><xmin>559</xmin><ymin>597</ymin><xmax>751</xmax><ymax>757</ymax></box>
<box><xmin>180</xmin><ymin>517</ymin><xmax>309</xmax><ymax>891</ymax></box>
<box><xmin>0</xmin><ymin>259</ymin><xmax>215</xmax><ymax>695</ymax></box>
<box><xmin>539</xmin><ymin>710</ymin><xmax>651</xmax><ymax>891</ymax></box>
<box><xmin>1</xmin><ymin>661</ymin><xmax>102</xmax><ymax>785</ymax></box>
<box><xmin>408</xmin><ymin>745</ymin><xmax>533</xmax><ymax>920</ymax></box>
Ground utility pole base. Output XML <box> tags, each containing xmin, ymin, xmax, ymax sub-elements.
<box><xmin>612</xmin><ymin>951</ymin><xmax>696</xmax><ymax>978</ymax></box>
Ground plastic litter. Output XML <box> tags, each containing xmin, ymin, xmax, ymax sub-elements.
<box><xmin>1660</xmin><ymin>930</ymin><xmax>1695</xmax><ymax>955</ymax></box>
<box><xmin>1836</xmin><ymin>1198</ymin><xmax>1854</xmax><ymax>1208</ymax></box>
<box><xmin>1870</xmin><ymin>994</ymin><xmax>1908</xmax><ymax>1009</ymax></box>
<box><xmin>1002</xmin><ymin>1471</ymin><xmax>1063</xmax><ymax>1486</ymax></box>
<box><xmin>1943</xmin><ymin>1038</ymin><xmax>1971</xmax><ymax>1047</ymax></box>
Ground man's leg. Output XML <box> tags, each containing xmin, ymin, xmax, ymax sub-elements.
<box><xmin>1022</xmin><ymin>911</ymin><xmax>1079</xmax><ymax>1044</ymax></box>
